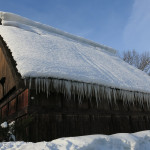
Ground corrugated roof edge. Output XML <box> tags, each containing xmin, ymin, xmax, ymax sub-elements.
<box><xmin>0</xmin><ymin>11</ymin><xmax>116</xmax><ymax>54</ymax></box>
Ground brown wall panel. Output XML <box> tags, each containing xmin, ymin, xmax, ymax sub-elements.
<box><xmin>18</xmin><ymin>89</ymin><xmax>28</xmax><ymax>110</ymax></box>
<box><xmin>0</xmin><ymin>47</ymin><xmax>16</xmax><ymax>99</ymax></box>
<box><xmin>1</xmin><ymin>104</ymin><xmax>8</xmax><ymax>119</ymax></box>
<box><xmin>8</xmin><ymin>98</ymin><xmax>16</xmax><ymax>115</ymax></box>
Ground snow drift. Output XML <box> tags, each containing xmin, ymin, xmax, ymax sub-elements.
<box><xmin>1</xmin><ymin>130</ymin><xmax>150</xmax><ymax>150</ymax></box>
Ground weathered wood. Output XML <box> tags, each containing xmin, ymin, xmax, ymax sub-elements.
<box><xmin>0</xmin><ymin>89</ymin><xmax>28</xmax><ymax>122</ymax></box>
<box><xmin>0</xmin><ymin>35</ymin><xmax>24</xmax><ymax>100</ymax></box>
<box><xmin>13</xmin><ymin>89</ymin><xmax>149</xmax><ymax>142</ymax></box>
<box><xmin>0</xmin><ymin>88</ymin><xmax>24</xmax><ymax>108</ymax></box>
<box><xmin>0</xmin><ymin>47</ymin><xmax>16</xmax><ymax>99</ymax></box>
<box><xmin>20</xmin><ymin>113</ymin><xmax>150</xmax><ymax>142</ymax></box>
<box><xmin>18</xmin><ymin>89</ymin><xmax>28</xmax><ymax>111</ymax></box>
<box><xmin>1</xmin><ymin>104</ymin><xmax>8</xmax><ymax>119</ymax></box>
<box><xmin>8</xmin><ymin>98</ymin><xmax>16</xmax><ymax>115</ymax></box>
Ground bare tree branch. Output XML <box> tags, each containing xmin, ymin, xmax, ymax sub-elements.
<box><xmin>121</xmin><ymin>50</ymin><xmax>150</xmax><ymax>75</ymax></box>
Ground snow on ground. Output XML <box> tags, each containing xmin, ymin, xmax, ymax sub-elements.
<box><xmin>0</xmin><ymin>12</ymin><xmax>150</xmax><ymax>94</ymax></box>
<box><xmin>1</xmin><ymin>122</ymin><xmax>8</xmax><ymax>128</ymax></box>
<box><xmin>1</xmin><ymin>130</ymin><xmax>150</xmax><ymax>150</ymax></box>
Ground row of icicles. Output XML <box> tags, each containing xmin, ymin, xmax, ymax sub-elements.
<box><xmin>24</xmin><ymin>77</ymin><xmax>150</xmax><ymax>108</ymax></box>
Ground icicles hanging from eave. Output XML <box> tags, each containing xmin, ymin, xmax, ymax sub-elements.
<box><xmin>23</xmin><ymin>77</ymin><xmax>150</xmax><ymax>108</ymax></box>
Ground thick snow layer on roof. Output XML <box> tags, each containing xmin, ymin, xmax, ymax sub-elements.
<box><xmin>1</xmin><ymin>131</ymin><xmax>150</xmax><ymax>150</ymax></box>
<box><xmin>0</xmin><ymin>12</ymin><xmax>150</xmax><ymax>93</ymax></box>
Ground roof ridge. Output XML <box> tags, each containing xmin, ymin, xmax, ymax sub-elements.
<box><xmin>0</xmin><ymin>11</ymin><xmax>116</xmax><ymax>54</ymax></box>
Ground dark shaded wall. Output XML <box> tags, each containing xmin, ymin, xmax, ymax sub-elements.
<box><xmin>23</xmin><ymin>89</ymin><xmax>150</xmax><ymax>142</ymax></box>
<box><xmin>1</xmin><ymin>86</ymin><xmax>150</xmax><ymax>142</ymax></box>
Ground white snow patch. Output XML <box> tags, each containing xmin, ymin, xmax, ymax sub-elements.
<box><xmin>1</xmin><ymin>122</ymin><xmax>8</xmax><ymax>128</ymax></box>
<box><xmin>1</xmin><ymin>131</ymin><xmax>150</xmax><ymax>150</ymax></box>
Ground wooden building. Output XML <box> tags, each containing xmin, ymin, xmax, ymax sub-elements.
<box><xmin>0</xmin><ymin>12</ymin><xmax>150</xmax><ymax>142</ymax></box>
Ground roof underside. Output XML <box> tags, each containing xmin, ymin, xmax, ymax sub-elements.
<box><xmin>0</xmin><ymin>12</ymin><xmax>150</xmax><ymax>94</ymax></box>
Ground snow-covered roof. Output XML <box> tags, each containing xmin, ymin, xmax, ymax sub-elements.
<box><xmin>0</xmin><ymin>12</ymin><xmax>150</xmax><ymax>94</ymax></box>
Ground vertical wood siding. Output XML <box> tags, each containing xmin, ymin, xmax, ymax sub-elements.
<box><xmin>0</xmin><ymin>47</ymin><xmax>16</xmax><ymax>99</ymax></box>
<box><xmin>0</xmin><ymin>89</ymin><xmax>28</xmax><ymax>120</ymax></box>
<box><xmin>18</xmin><ymin>89</ymin><xmax>28</xmax><ymax>111</ymax></box>
<box><xmin>1</xmin><ymin>104</ymin><xmax>8</xmax><ymax>119</ymax></box>
<box><xmin>8</xmin><ymin>98</ymin><xmax>16</xmax><ymax>115</ymax></box>
<box><xmin>17</xmin><ymin>89</ymin><xmax>150</xmax><ymax>142</ymax></box>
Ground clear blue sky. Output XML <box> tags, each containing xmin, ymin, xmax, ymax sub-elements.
<box><xmin>0</xmin><ymin>0</ymin><xmax>150</xmax><ymax>53</ymax></box>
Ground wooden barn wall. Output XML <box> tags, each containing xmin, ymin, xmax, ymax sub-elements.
<box><xmin>0</xmin><ymin>47</ymin><xmax>16</xmax><ymax>99</ymax></box>
<box><xmin>0</xmin><ymin>89</ymin><xmax>29</xmax><ymax>122</ymax></box>
<box><xmin>17</xmin><ymin>89</ymin><xmax>150</xmax><ymax>142</ymax></box>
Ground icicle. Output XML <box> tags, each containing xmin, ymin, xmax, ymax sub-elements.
<box><xmin>79</xmin><ymin>83</ymin><xmax>84</xmax><ymax>101</ymax></box>
<box><xmin>145</xmin><ymin>93</ymin><xmax>150</xmax><ymax>108</ymax></box>
<box><xmin>55</xmin><ymin>79</ymin><xmax>59</xmax><ymax>92</ymax></box>
<box><xmin>100</xmin><ymin>86</ymin><xmax>104</xmax><ymax>100</ymax></box>
<box><xmin>43</xmin><ymin>78</ymin><xmax>45</xmax><ymax>92</ymax></box>
<box><xmin>83</xmin><ymin>83</ymin><xmax>87</xmax><ymax>99</ymax></box>
<box><xmin>112</xmin><ymin>89</ymin><xmax>116</xmax><ymax>104</ymax></box>
<box><xmin>29</xmin><ymin>78</ymin><xmax>32</xmax><ymax>89</ymax></box>
<box><xmin>65</xmin><ymin>81</ymin><xmax>71</xmax><ymax>100</ymax></box>
<box><xmin>43</xmin><ymin>78</ymin><xmax>46</xmax><ymax>92</ymax></box>
<box><xmin>87</xmin><ymin>84</ymin><xmax>92</xmax><ymax>100</ymax></box>
<box><xmin>144</xmin><ymin>93</ymin><xmax>147</xmax><ymax>108</ymax></box>
<box><xmin>41</xmin><ymin>78</ymin><xmax>43</xmax><ymax>92</ymax></box>
<box><xmin>95</xmin><ymin>86</ymin><xmax>98</xmax><ymax>104</ymax></box>
<box><xmin>137</xmin><ymin>92</ymin><xmax>141</xmax><ymax>105</ymax></box>
<box><xmin>106</xmin><ymin>87</ymin><xmax>111</xmax><ymax>103</ymax></box>
<box><xmin>53</xmin><ymin>79</ymin><xmax>57</xmax><ymax>92</ymax></box>
<box><xmin>71</xmin><ymin>82</ymin><xmax>76</xmax><ymax>101</ymax></box>
<box><xmin>45</xmin><ymin>78</ymin><xmax>50</xmax><ymax>98</ymax></box>
<box><xmin>121</xmin><ymin>90</ymin><xmax>125</xmax><ymax>105</ymax></box>
<box><xmin>24</xmin><ymin>78</ymin><xmax>26</xmax><ymax>86</ymax></box>
<box><xmin>38</xmin><ymin>78</ymin><xmax>41</xmax><ymax>93</ymax></box>
<box><xmin>127</xmin><ymin>91</ymin><xmax>131</xmax><ymax>105</ymax></box>
<box><xmin>74</xmin><ymin>82</ymin><xmax>78</xmax><ymax>97</ymax></box>
<box><xmin>98</xmin><ymin>86</ymin><xmax>102</xmax><ymax>102</ymax></box>
<box><xmin>21</xmin><ymin>76</ymin><xmax>150</xmax><ymax>110</ymax></box>
<box><xmin>147</xmin><ymin>94</ymin><xmax>150</xmax><ymax>108</ymax></box>
<box><xmin>82</xmin><ymin>83</ymin><xmax>86</xmax><ymax>98</ymax></box>
<box><xmin>59</xmin><ymin>80</ymin><xmax>61</xmax><ymax>92</ymax></box>
<box><xmin>134</xmin><ymin>92</ymin><xmax>137</xmax><ymax>102</ymax></box>
<box><xmin>130</xmin><ymin>92</ymin><xmax>135</xmax><ymax>106</ymax></box>
<box><xmin>139</xmin><ymin>93</ymin><xmax>144</xmax><ymax>107</ymax></box>
<box><xmin>137</xmin><ymin>92</ymin><xmax>140</xmax><ymax>105</ymax></box>
<box><xmin>130</xmin><ymin>92</ymin><xmax>133</xmax><ymax>105</ymax></box>
<box><xmin>35</xmin><ymin>78</ymin><xmax>38</xmax><ymax>94</ymax></box>
<box><xmin>93</xmin><ymin>85</ymin><xmax>98</xmax><ymax>107</ymax></box>
<box><xmin>46</xmin><ymin>78</ymin><xmax>48</xmax><ymax>97</ymax></box>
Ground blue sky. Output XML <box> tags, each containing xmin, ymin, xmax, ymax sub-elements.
<box><xmin>0</xmin><ymin>0</ymin><xmax>150</xmax><ymax>53</ymax></box>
